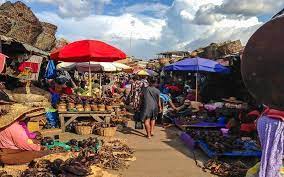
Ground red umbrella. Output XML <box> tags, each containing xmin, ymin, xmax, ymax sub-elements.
<box><xmin>50</xmin><ymin>40</ymin><xmax>126</xmax><ymax>62</ymax></box>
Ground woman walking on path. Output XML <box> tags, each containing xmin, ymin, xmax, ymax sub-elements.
<box><xmin>140</xmin><ymin>78</ymin><xmax>162</xmax><ymax>139</ymax></box>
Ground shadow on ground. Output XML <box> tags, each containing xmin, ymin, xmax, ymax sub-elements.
<box><xmin>160</xmin><ymin>126</ymin><xmax>210</xmax><ymax>166</ymax></box>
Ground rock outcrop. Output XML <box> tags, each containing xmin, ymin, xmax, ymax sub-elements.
<box><xmin>34</xmin><ymin>22</ymin><xmax>57</xmax><ymax>51</ymax></box>
<box><xmin>0</xmin><ymin>1</ymin><xmax>57</xmax><ymax>51</ymax></box>
<box><xmin>191</xmin><ymin>40</ymin><xmax>243</xmax><ymax>59</ymax></box>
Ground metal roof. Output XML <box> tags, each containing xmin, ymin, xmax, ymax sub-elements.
<box><xmin>0</xmin><ymin>35</ymin><xmax>50</xmax><ymax>56</ymax></box>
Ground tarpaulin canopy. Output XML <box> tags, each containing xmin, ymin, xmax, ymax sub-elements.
<box><xmin>163</xmin><ymin>57</ymin><xmax>230</xmax><ymax>101</ymax></box>
<box><xmin>50</xmin><ymin>40</ymin><xmax>126</xmax><ymax>62</ymax></box>
<box><xmin>57</xmin><ymin>62</ymin><xmax>132</xmax><ymax>72</ymax></box>
<box><xmin>163</xmin><ymin>57</ymin><xmax>230</xmax><ymax>73</ymax></box>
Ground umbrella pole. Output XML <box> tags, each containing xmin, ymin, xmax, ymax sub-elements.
<box><xmin>195</xmin><ymin>72</ymin><xmax>198</xmax><ymax>101</ymax></box>
<box><xmin>89</xmin><ymin>61</ymin><xmax>92</xmax><ymax>96</ymax></box>
<box><xmin>99</xmin><ymin>73</ymin><xmax>102</xmax><ymax>98</ymax></box>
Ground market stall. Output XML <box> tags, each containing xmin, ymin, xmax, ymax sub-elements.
<box><xmin>50</xmin><ymin>40</ymin><xmax>127</xmax><ymax>134</ymax></box>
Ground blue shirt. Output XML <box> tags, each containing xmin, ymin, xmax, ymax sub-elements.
<box><xmin>160</xmin><ymin>93</ymin><xmax>171</xmax><ymax>103</ymax></box>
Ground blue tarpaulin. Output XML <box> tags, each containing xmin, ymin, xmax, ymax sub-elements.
<box><xmin>163</xmin><ymin>57</ymin><xmax>230</xmax><ymax>73</ymax></box>
<box><xmin>45</xmin><ymin>60</ymin><xmax>57</xmax><ymax>79</ymax></box>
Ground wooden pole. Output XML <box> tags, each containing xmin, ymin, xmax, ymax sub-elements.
<box><xmin>195</xmin><ymin>72</ymin><xmax>198</xmax><ymax>101</ymax></box>
<box><xmin>89</xmin><ymin>61</ymin><xmax>92</xmax><ymax>96</ymax></box>
<box><xmin>99</xmin><ymin>73</ymin><xmax>102</xmax><ymax>97</ymax></box>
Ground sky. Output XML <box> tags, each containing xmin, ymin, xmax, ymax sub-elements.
<box><xmin>0</xmin><ymin>0</ymin><xmax>283</xmax><ymax>59</ymax></box>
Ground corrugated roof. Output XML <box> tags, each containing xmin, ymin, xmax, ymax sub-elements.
<box><xmin>0</xmin><ymin>35</ymin><xmax>49</xmax><ymax>56</ymax></box>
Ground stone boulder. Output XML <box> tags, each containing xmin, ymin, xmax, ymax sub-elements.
<box><xmin>34</xmin><ymin>22</ymin><xmax>57</xmax><ymax>51</ymax></box>
<box><xmin>0</xmin><ymin>1</ymin><xmax>57</xmax><ymax>51</ymax></box>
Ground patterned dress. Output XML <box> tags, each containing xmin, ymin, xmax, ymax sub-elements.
<box><xmin>131</xmin><ymin>80</ymin><xmax>144</xmax><ymax>111</ymax></box>
<box><xmin>257</xmin><ymin>115</ymin><xmax>284</xmax><ymax>177</ymax></box>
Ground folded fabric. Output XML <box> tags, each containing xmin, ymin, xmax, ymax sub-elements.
<box><xmin>240</xmin><ymin>123</ymin><xmax>256</xmax><ymax>132</ymax></box>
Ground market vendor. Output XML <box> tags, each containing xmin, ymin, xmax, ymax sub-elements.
<box><xmin>49</xmin><ymin>77</ymin><xmax>73</xmax><ymax>106</ymax></box>
<box><xmin>158</xmin><ymin>89</ymin><xmax>178</xmax><ymax>124</ymax></box>
<box><xmin>0</xmin><ymin>104</ymin><xmax>49</xmax><ymax>165</ymax></box>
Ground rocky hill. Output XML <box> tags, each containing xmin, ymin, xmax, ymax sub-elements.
<box><xmin>0</xmin><ymin>1</ymin><xmax>57</xmax><ymax>51</ymax></box>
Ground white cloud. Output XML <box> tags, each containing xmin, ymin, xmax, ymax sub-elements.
<box><xmin>30</xmin><ymin>0</ymin><xmax>282</xmax><ymax>58</ymax></box>
<box><xmin>157</xmin><ymin>0</ymin><xmax>266</xmax><ymax>54</ymax></box>
<box><xmin>217</xmin><ymin>0</ymin><xmax>284</xmax><ymax>16</ymax></box>
<box><xmin>36</xmin><ymin>11</ymin><xmax>165</xmax><ymax>58</ymax></box>
<box><xmin>27</xmin><ymin>0</ymin><xmax>111</xmax><ymax>17</ymax></box>
<box><xmin>123</xmin><ymin>3</ymin><xmax>169</xmax><ymax>18</ymax></box>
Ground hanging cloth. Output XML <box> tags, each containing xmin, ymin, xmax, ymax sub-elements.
<box><xmin>45</xmin><ymin>60</ymin><xmax>57</xmax><ymax>79</ymax></box>
<box><xmin>18</xmin><ymin>62</ymin><xmax>39</xmax><ymax>73</ymax></box>
<box><xmin>0</xmin><ymin>53</ymin><xmax>7</xmax><ymax>73</ymax></box>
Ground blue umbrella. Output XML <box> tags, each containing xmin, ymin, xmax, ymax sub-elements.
<box><xmin>163</xmin><ymin>57</ymin><xmax>230</xmax><ymax>101</ymax></box>
<box><xmin>163</xmin><ymin>57</ymin><xmax>230</xmax><ymax>73</ymax></box>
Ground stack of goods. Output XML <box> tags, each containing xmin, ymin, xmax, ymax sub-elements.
<box><xmin>186</xmin><ymin>128</ymin><xmax>261</xmax><ymax>157</ymax></box>
<box><xmin>65</xmin><ymin>121</ymin><xmax>117</xmax><ymax>136</ymax></box>
<box><xmin>21</xmin><ymin>138</ymin><xmax>135</xmax><ymax>176</ymax></box>
<box><xmin>99</xmin><ymin>139</ymin><xmax>135</xmax><ymax>170</ymax></box>
<box><xmin>111</xmin><ymin>116</ymin><xmax>129</xmax><ymax>130</ymax></box>
<box><xmin>57</xmin><ymin>95</ymin><xmax>116</xmax><ymax>112</ymax></box>
<box><xmin>175</xmin><ymin>115</ymin><xmax>201</xmax><ymax>127</ymax></box>
<box><xmin>222</xmin><ymin>97</ymin><xmax>248</xmax><ymax>110</ymax></box>
<box><xmin>187</xmin><ymin>129</ymin><xmax>222</xmax><ymax>141</ymax></box>
<box><xmin>5</xmin><ymin>86</ymin><xmax>51</xmax><ymax>108</ymax></box>
<box><xmin>203</xmin><ymin>159</ymin><xmax>248</xmax><ymax>177</ymax></box>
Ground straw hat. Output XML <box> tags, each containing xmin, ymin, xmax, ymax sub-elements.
<box><xmin>222</xmin><ymin>97</ymin><xmax>243</xmax><ymax>104</ymax></box>
<box><xmin>0</xmin><ymin>103</ymin><xmax>45</xmax><ymax>129</ymax></box>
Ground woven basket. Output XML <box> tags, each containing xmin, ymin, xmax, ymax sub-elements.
<box><xmin>98</xmin><ymin>127</ymin><xmax>117</xmax><ymax>137</ymax></box>
<box><xmin>75</xmin><ymin>125</ymin><xmax>93</xmax><ymax>135</ymax></box>
<box><xmin>106</xmin><ymin>105</ymin><xmax>113</xmax><ymax>111</ymax></box>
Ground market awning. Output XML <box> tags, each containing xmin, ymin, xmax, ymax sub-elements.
<box><xmin>57</xmin><ymin>62</ymin><xmax>132</xmax><ymax>72</ymax></box>
<box><xmin>0</xmin><ymin>35</ymin><xmax>49</xmax><ymax>56</ymax></box>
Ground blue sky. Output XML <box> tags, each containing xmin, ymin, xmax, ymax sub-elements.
<box><xmin>1</xmin><ymin>0</ymin><xmax>282</xmax><ymax>58</ymax></box>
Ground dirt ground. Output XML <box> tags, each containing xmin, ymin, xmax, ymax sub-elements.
<box><xmin>116</xmin><ymin>122</ymin><xmax>215</xmax><ymax>177</ymax></box>
<box><xmin>44</xmin><ymin>122</ymin><xmax>215</xmax><ymax>177</ymax></box>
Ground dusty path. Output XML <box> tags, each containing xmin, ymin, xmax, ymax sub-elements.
<box><xmin>116</xmin><ymin>123</ymin><xmax>215</xmax><ymax>177</ymax></box>
<box><xmin>44</xmin><ymin>123</ymin><xmax>214</xmax><ymax>177</ymax></box>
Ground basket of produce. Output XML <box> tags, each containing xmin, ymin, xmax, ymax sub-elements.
<box><xmin>57</xmin><ymin>103</ymin><xmax>67</xmax><ymax>112</ymax></box>
<box><xmin>98</xmin><ymin>126</ymin><xmax>117</xmax><ymax>137</ymax></box>
<box><xmin>67</xmin><ymin>102</ymin><xmax>75</xmax><ymax>110</ymax></box>
<box><xmin>98</xmin><ymin>104</ymin><xmax>106</xmax><ymax>111</ymax></box>
<box><xmin>75</xmin><ymin>125</ymin><xmax>94</xmax><ymax>135</ymax></box>
<box><xmin>76</xmin><ymin>103</ymin><xmax>84</xmax><ymax>112</ymax></box>
<box><xmin>84</xmin><ymin>104</ymin><xmax>91</xmax><ymax>112</ymax></box>
<box><xmin>91</xmin><ymin>104</ymin><xmax>98</xmax><ymax>111</ymax></box>
<box><xmin>105</xmin><ymin>105</ymin><xmax>113</xmax><ymax>111</ymax></box>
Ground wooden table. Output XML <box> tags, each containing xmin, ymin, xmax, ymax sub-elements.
<box><xmin>58</xmin><ymin>111</ymin><xmax>114</xmax><ymax>132</ymax></box>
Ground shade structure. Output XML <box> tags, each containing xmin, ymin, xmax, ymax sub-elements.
<box><xmin>163</xmin><ymin>57</ymin><xmax>230</xmax><ymax>73</ymax></box>
<box><xmin>50</xmin><ymin>40</ymin><xmax>127</xmax><ymax>96</ymax></box>
<box><xmin>163</xmin><ymin>57</ymin><xmax>230</xmax><ymax>101</ymax></box>
<box><xmin>135</xmin><ymin>69</ymin><xmax>158</xmax><ymax>76</ymax></box>
<box><xmin>57</xmin><ymin>62</ymin><xmax>132</xmax><ymax>72</ymax></box>
<box><xmin>50</xmin><ymin>40</ymin><xmax>126</xmax><ymax>62</ymax></box>
<box><xmin>137</xmin><ymin>70</ymin><xmax>150</xmax><ymax>76</ymax></box>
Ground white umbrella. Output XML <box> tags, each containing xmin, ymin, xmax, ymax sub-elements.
<box><xmin>57</xmin><ymin>62</ymin><xmax>131</xmax><ymax>72</ymax></box>
<box><xmin>76</xmin><ymin>62</ymin><xmax>119</xmax><ymax>72</ymax></box>
<box><xmin>56</xmin><ymin>62</ymin><xmax>76</xmax><ymax>71</ymax></box>
<box><xmin>112</xmin><ymin>62</ymin><xmax>132</xmax><ymax>70</ymax></box>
